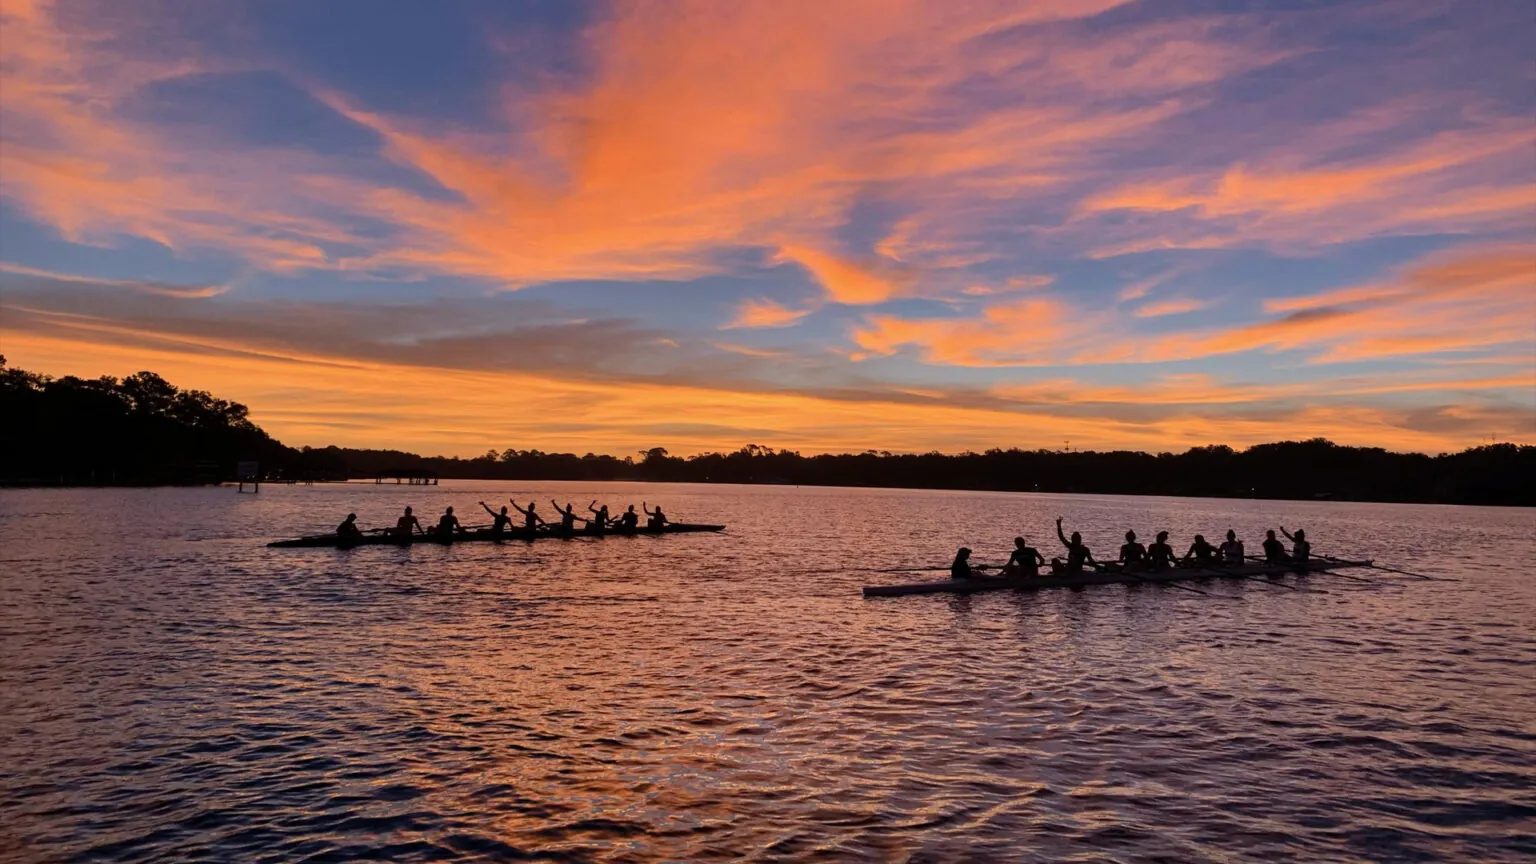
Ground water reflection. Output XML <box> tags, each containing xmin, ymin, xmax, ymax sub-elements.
<box><xmin>0</xmin><ymin>483</ymin><xmax>1532</xmax><ymax>862</ymax></box>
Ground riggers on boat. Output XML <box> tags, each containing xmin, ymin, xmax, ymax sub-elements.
<box><xmin>861</xmin><ymin>559</ymin><xmax>1371</xmax><ymax>598</ymax></box>
<box><xmin>269</xmin><ymin>522</ymin><xmax>727</xmax><ymax>548</ymax></box>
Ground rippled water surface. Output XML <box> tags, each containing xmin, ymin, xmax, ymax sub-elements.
<box><xmin>2</xmin><ymin>482</ymin><xmax>1534</xmax><ymax>862</ymax></box>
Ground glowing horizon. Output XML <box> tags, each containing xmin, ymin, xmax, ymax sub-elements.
<box><xmin>2</xmin><ymin>0</ymin><xmax>1532</xmax><ymax>457</ymax></box>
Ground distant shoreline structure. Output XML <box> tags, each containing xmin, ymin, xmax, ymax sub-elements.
<box><xmin>4</xmin><ymin>358</ymin><xmax>1532</xmax><ymax>506</ymax></box>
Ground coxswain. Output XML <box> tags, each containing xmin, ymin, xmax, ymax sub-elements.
<box><xmin>1002</xmin><ymin>536</ymin><xmax>1045</xmax><ymax>577</ymax></box>
<box><xmin>393</xmin><ymin>506</ymin><xmax>423</xmax><ymax>537</ymax></box>
<box><xmin>951</xmin><ymin>547</ymin><xmax>974</xmax><ymax>580</ymax></box>
<box><xmin>1183</xmin><ymin>534</ymin><xmax>1216</xmax><ymax>565</ymax></box>
<box><xmin>1219</xmin><ymin>529</ymin><xmax>1244</xmax><ymax>564</ymax></box>
<box><xmin>1280</xmin><ymin>527</ymin><xmax>1311</xmax><ymax>565</ymax></box>
<box><xmin>1262</xmin><ymin>529</ymin><xmax>1289</xmax><ymax>564</ymax></box>
<box><xmin>618</xmin><ymin>504</ymin><xmax>640</xmax><ymax>530</ymax></box>
<box><xmin>337</xmin><ymin>513</ymin><xmax>362</xmax><ymax>538</ymax></box>
<box><xmin>436</xmin><ymin>506</ymin><xmax>461</xmax><ymax>536</ymax></box>
<box><xmin>1147</xmin><ymin>531</ymin><xmax>1174</xmax><ymax>570</ymax></box>
<box><xmin>643</xmin><ymin>502</ymin><xmax>668</xmax><ymax>529</ymax></box>
<box><xmin>1119</xmin><ymin>530</ymin><xmax>1147</xmax><ymax>569</ymax></box>
<box><xmin>479</xmin><ymin>501</ymin><xmax>512</xmax><ymax>535</ymax></box>
<box><xmin>1054</xmin><ymin>517</ymin><xmax>1097</xmax><ymax>574</ymax></box>
<box><xmin>510</xmin><ymin>499</ymin><xmax>544</xmax><ymax>533</ymax></box>
<box><xmin>551</xmin><ymin>500</ymin><xmax>580</xmax><ymax>535</ymax></box>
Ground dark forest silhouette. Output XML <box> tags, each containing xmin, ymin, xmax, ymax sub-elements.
<box><xmin>3</xmin><ymin>358</ymin><xmax>1531</xmax><ymax>505</ymax></box>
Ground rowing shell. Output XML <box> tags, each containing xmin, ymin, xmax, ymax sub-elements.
<box><xmin>862</xmin><ymin>560</ymin><xmax>1371</xmax><ymax>598</ymax></box>
<box><xmin>268</xmin><ymin>522</ymin><xmax>726</xmax><ymax>548</ymax></box>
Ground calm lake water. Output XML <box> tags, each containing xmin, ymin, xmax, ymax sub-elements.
<box><xmin>1</xmin><ymin>482</ymin><xmax>1533</xmax><ymax>863</ymax></box>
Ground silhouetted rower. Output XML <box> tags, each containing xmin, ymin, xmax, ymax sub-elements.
<box><xmin>1219</xmin><ymin>529</ymin><xmax>1245</xmax><ymax>564</ymax></box>
<box><xmin>510</xmin><ymin>500</ymin><xmax>544</xmax><ymax>533</ymax></box>
<box><xmin>337</xmin><ymin>513</ymin><xmax>362</xmax><ymax>538</ymax></box>
<box><xmin>1184</xmin><ymin>534</ymin><xmax>1215</xmax><ymax>565</ymax></box>
<box><xmin>1262</xmin><ymin>529</ymin><xmax>1289</xmax><ymax>564</ymax></box>
<box><xmin>643</xmin><ymin>502</ymin><xmax>668</xmax><ymax>529</ymax></box>
<box><xmin>479</xmin><ymin>501</ymin><xmax>512</xmax><ymax>534</ymax></box>
<box><xmin>1147</xmin><ymin>531</ymin><xmax>1174</xmax><ymax>570</ymax></box>
<box><xmin>1002</xmin><ymin>536</ymin><xmax>1045</xmax><ymax>577</ymax></box>
<box><xmin>1281</xmin><ymin>527</ymin><xmax>1310</xmax><ymax>564</ymax></box>
<box><xmin>552</xmin><ymin>501</ymin><xmax>580</xmax><ymax>534</ymax></box>
<box><xmin>1054</xmin><ymin>517</ymin><xmax>1097</xmax><ymax>574</ymax></box>
<box><xmin>587</xmin><ymin>501</ymin><xmax>610</xmax><ymax>534</ymax></box>
<box><xmin>1119</xmin><ymin>530</ymin><xmax>1147</xmax><ymax>568</ymax></box>
<box><xmin>951</xmin><ymin>547</ymin><xmax>974</xmax><ymax>580</ymax></box>
<box><xmin>618</xmin><ymin>505</ymin><xmax>640</xmax><ymax>530</ymax></box>
<box><xmin>393</xmin><ymin>506</ymin><xmax>423</xmax><ymax>537</ymax></box>
<box><xmin>436</xmin><ymin>506</ymin><xmax>461</xmax><ymax>537</ymax></box>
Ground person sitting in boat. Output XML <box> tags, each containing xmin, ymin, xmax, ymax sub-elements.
<box><xmin>1147</xmin><ymin>531</ymin><xmax>1174</xmax><ymax>570</ymax></box>
<box><xmin>1280</xmin><ymin>527</ymin><xmax>1310</xmax><ymax>565</ymax></box>
<box><xmin>1001</xmin><ymin>536</ymin><xmax>1045</xmax><ymax>577</ymax></box>
<box><xmin>951</xmin><ymin>547</ymin><xmax>975</xmax><ymax>580</ymax></box>
<box><xmin>510</xmin><ymin>500</ymin><xmax>545</xmax><ymax>533</ymax></box>
<box><xmin>551</xmin><ymin>500</ymin><xmax>581</xmax><ymax>535</ymax></box>
<box><xmin>618</xmin><ymin>505</ymin><xmax>640</xmax><ymax>530</ymax></box>
<box><xmin>480</xmin><ymin>501</ymin><xmax>513</xmax><ymax>535</ymax></box>
<box><xmin>1054</xmin><ymin>517</ymin><xmax>1097</xmax><ymax>574</ymax></box>
<box><xmin>1219</xmin><ymin>529</ymin><xmax>1245</xmax><ymax>564</ymax></box>
<box><xmin>435</xmin><ymin>506</ymin><xmax>462</xmax><ymax>537</ymax></box>
<box><xmin>1262</xmin><ymin>529</ymin><xmax>1289</xmax><ymax>564</ymax></box>
<box><xmin>1183</xmin><ymin>534</ymin><xmax>1215</xmax><ymax>565</ymax></box>
<box><xmin>1119</xmin><ymin>530</ymin><xmax>1147</xmax><ymax>569</ymax></box>
<box><xmin>587</xmin><ymin>501</ymin><xmax>611</xmax><ymax>533</ymax></box>
<box><xmin>393</xmin><ymin>506</ymin><xmax>423</xmax><ymax>537</ymax></box>
<box><xmin>337</xmin><ymin>513</ymin><xmax>362</xmax><ymax>538</ymax></box>
<box><xmin>643</xmin><ymin>502</ymin><xmax>668</xmax><ymax>529</ymax></box>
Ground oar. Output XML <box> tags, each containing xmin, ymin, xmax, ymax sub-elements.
<box><xmin>1314</xmin><ymin>555</ymin><xmax>1451</xmax><ymax>582</ymax></box>
<box><xmin>1188</xmin><ymin>563</ymin><xmax>1313</xmax><ymax>592</ymax></box>
<box><xmin>1108</xmin><ymin>565</ymin><xmax>1218</xmax><ymax>597</ymax></box>
<box><xmin>1247</xmin><ymin>555</ymin><xmax>1379</xmax><ymax>584</ymax></box>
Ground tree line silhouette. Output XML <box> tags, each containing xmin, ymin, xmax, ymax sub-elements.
<box><xmin>3</xmin><ymin>358</ymin><xmax>1530</xmax><ymax>505</ymax></box>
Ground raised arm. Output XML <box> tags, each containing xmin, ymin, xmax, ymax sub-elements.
<box><xmin>587</xmin><ymin>500</ymin><xmax>601</xmax><ymax>515</ymax></box>
<box><xmin>1280</xmin><ymin>527</ymin><xmax>1296</xmax><ymax>542</ymax></box>
<box><xmin>1056</xmin><ymin>517</ymin><xmax>1070</xmax><ymax>549</ymax></box>
<box><xmin>480</xmin><ymin>501</ymin><xmax>497</xmax><ymax>517</ymax></box>
<box><xmin>509</xmin><ymin>499</ymin><xmax>530</xmax><ymax>516</ymax></box>
<box><xmin>643</xmin><ymin>502</ymin><xmax>655</xmax><ymax>516</ymax></box>
<box><xmin>551</xmin><ymin>499</ymin><xmax>564</xmax><ymax>513</ymax></box>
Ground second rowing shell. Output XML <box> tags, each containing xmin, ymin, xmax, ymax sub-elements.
<box><xmin>269</xmin><ymin>522</ymin><xmax>726</xmax><ymax>548</ymax></box>
<box><xmin>862</xmin><ymin>560</ymin><xmax>1371</xmax><ymax>598</ymax></box>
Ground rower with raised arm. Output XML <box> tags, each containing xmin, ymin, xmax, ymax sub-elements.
<box><xmin>1218</xmin><ymin>529</ymin><xmax>1245</xmax><ymax>565</ymax></box>
<box><xmin>393</xmin><ymin>506</ymin><xmax>424</xmax><ymax>537</ymax></box>
<box><xmin>1119</xmin><ymin>530</ymin><xmax>1147</xmax><ymax>569</ymax></box>
<box><xmin>1002</xmin><ymin>536</ymin><xmax>1045</xmax><ymax>577</ymax></box>
<box><xmin>643</xmin><ymin>502</ymin><xmax>668</xmax><ymax>529</ymax></box>
<box><xmin>1183</xmin><ymin>533</ymin><xmax>1215</xmax><ymax>566</ymax></box>
<box><xmin>480</xmin><ymin>501</ymin><xmax>512</xmax><ymax>535</ymax></box>
<box><xmin>509</xmin><ymin>499</ymin><xmax>544</xmax><ymax>533</ymax></box>
<box><xmin>551</xmin><ymin>500</ymin><xmax>581</xmax><ymax>535</ymax></box>
<box><xmin>1054</xmin><ymin>517</ymin><xmax>1097</xmax><ymax>574</ymax></box>
<box><xmin>1262</xmin><ymin>529</ymin><xmax>1289</xmax><ymax>564</ymax></box>
<box><xmin>587</xmin><ymin>501</ymin><xmax>611</xmax><ymax>534</ymax></box>
<box><xmin>1147</xmin><ymin>531</ymin><xmax>1174</xmax><ymax>571</ymax></box>
<box><xmin>1280</xmin><ymin>527</ymin><xmax>1310</xmax><ymax>565</ymax></box>
<box><xmin>618</xmin><ymin>504</ymin><xmax>640</xmax><ymax>531</ymax></box>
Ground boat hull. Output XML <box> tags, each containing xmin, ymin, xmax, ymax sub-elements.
<box><xmin>862</xmin><ymin>560</ymin><xmax>1371</xmax><ymax>598</ymax></box>
<box><xmin>269</xmin><ymin>523</ymin><xmax>726</xmax><ymax>548</ymax></box>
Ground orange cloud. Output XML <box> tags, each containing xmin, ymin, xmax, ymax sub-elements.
<box><xmin>723</xmin><ymin>297</ymin><xmax>814</xmax><ymax>329</ymax></box>
<box><xmin>1133</xmin><ymin>297</ymin><xmax>1209</xmax><ymax>318</ymax></box>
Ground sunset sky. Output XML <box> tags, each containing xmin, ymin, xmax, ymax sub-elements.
<box><xmin>1</xmin><ymin>0</ymin><xmax>1532</xmax><ymax>456</ymax></box>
